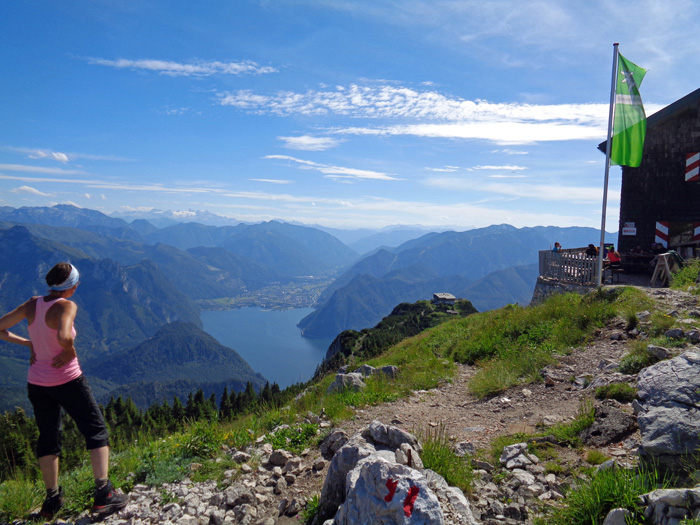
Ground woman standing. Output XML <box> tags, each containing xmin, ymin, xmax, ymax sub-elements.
<box><xmin>0</xmin><ymin>262</ymin><xmax>127</xmax><ymax>519</ymax></box>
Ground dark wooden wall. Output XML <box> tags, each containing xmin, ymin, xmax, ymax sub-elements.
<box><xmin>617</xmin><ymin>100</ymin><xmax>700</xmax><ymax>254</ymax></box>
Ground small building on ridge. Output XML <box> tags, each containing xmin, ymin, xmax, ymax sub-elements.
<box><xmin>431</xmin><ymin>293</ymin><xmax>456</xmax><ymax>305</ymax></box>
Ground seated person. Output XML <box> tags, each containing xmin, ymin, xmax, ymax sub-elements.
<box><xmin>605</xmin><ymin>246</ymin><xmax>622</xmax><ymax>269</ymax></box>
<box><xmin>585</xmin><ymin>244</ymin><xmax>598</xmax><ymax>257</ymax></box>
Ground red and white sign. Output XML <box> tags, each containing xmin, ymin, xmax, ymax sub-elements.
<box><xmin>686</xmin><ymin>152</ymin><xmax>700</xmax><ymax>181</ymax></box>
<box><xmin>693</xmin><ymin>222</ymin><xmax>700</xmax><ymax>242</ymax></box>
<box><xmin>655</xmin><ymin>221</ymin><xmax>669</xmax><ymax>247</ymax></box>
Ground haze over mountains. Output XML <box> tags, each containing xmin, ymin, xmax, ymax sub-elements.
<box><xmin>298</xmin><ymin>224</ymin><xmax>604</xmax><ymax>338</ymax></box>
<box><xmin>0</xmin><ymin>204</ymin><xmax>610</xmax><ymax>413</ymax></box>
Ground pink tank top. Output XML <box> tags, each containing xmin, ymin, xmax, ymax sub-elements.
<box><xmin>27</xmin><ymin>297</ymin><xmax>82</xmax><ymax>386</ymax></box>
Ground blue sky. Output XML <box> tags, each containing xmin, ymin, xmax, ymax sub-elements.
<box><xmin>1</xmin><ymin>0</ymin><xmax>698</xmax><ymax>231</ymax></box>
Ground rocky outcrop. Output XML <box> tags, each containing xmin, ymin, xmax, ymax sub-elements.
<box><xmin>531</xmin><ymin>276</ymin><xmax>596</xmax><ymax>305</ymax></box>
<box><xmin>314</xmin><ymin>420</ymin><xmax>478</xmax><ymax>525</ymax></box>
<box><xmin>334</xmin><ymin>457</ymin><xmax>444</xmax><ymax>524</ymax></box>
<box><xmin>579</xmin><ymin>402</ymin><xmax>637</xmax><ymax>447</ymax></box>
<box><xmin>326</xmin><ymin>373</ymin><xmax>366</xmax><ymax>394</ymax></box>
<box><xmin>326</xmin><ymin>365</ymin><xmax>400</xmax><ymax>394</ymax></box>
<box><xmin>634</xmin><ymin>350</ymin><xmax>700</xmax><ymax>472</ymax></box>
<box><xmin>601</xmin><ymin>486</ymin><xmax>700</xmax><ymax>524</ymax></box>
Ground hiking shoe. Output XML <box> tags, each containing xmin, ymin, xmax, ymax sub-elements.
<box><xmin>38</xmin><ymin>487</ymin><xmax>64</xmax><ymax>518</ymax></box>
<box><xmin>91</xmin><ymin>480</ymin><xmax>128</xmax><ymax>516</ymax></box>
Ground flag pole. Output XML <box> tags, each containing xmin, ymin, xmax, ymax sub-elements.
<box><xmin>597</xmin><ymin>43</ymin><xmax>619</xmax><ymax>287</ymax></box>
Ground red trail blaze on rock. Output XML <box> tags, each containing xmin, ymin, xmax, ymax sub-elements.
<box><xmin>385</xmin><ymin>478</ymin><xmax>399</xmax><ymax>502</ymax></box>
<box><xmin>403</xmin><ymin>485</ymin><xmax>420</xmax><ymax>517</ymax></box>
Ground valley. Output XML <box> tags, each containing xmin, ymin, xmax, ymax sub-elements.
<box><xmin>0</xmin><ymin>204</ymin><xmax>613</xmax><ymax>415</ymax></box>
<box><xmin>195</xmin><ymin>277</ymin><xmax>334</xmax><ymax>311</ymax></box>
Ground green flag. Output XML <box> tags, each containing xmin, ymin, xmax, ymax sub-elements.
<box><xmin>610</xmin><ymin>53</ymin><xmax>647</xmax><ymax>167</ymax></box>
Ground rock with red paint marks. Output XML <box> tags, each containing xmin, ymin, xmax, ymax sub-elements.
<box><xmin>316</xmin><ymin>434</ymin><xmax>376</xmax><ymax>522</ymax></box>
<box><xmin>334</xmin><ymin>456</ymin><xmax>444</xmax><ymax>524</ymax></box>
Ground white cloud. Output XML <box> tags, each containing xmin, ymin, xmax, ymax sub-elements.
<box><xmin>84</xmin><ymin>193</ymin><xmax>91</xmax><ymax>199</ymax></box>
<box><xmin>425</xmin><ymin>176</ymin><xmax>610</xmax><ymax>204</ymax></box>
<box><xmin>10</xmin><ymin>185</ymin><xmax>52</xmax><ymax>196</ymax></box>
<box><xmin>40</xmin><ymin>151</ymin><xmax>68</xmax><ymax>162</ymax></box>
<box><xmin>426</xmin><ymin>167</ymin><xmax>459</xmax><ymax>172</ymax></box>
<box><xmin>4</xmin><ymin>147</ymin><xmax>69</xmax><ymax>162</ymax></box>
<box><xmin>338</xmin><ymin>121</ymin><xmax>607</xmax><ymax>145</ymax></box>
<box><xmin>472</xmin><ymin>165</ymin><xmax>527</xmax><ymax>171</ymax></box>
<box><xmin>492</xmin><ymin>149</ymin><xmax>529</xmax><ymax>155</ymax></box>
<box><xmin>218</xmin><ymin>84</ymin><xmax>643</xmax><ymax>145</ymax></box>
<box><xmin>220</xmin><ymin>84</ymin><xmax>608</xmax><ymax>122</ymax></box>
<box><xmin>4</xmin><ymin>146</ymin><xmax>132</xmax><ymax>163</ymax></box>
<box><xmin>0</xmin><ymin>164</ymin><xmax>86</xmax><ymax>175</ymax></box>
<box><xmin>250</xmin><ymin>178</ymin><xmax>292</xmax><ymax>184</ymax></box>
<box><xmin>0</xmin><ymin>173</ymin><xmax>221</xmax><ymax>194</ymax></box>
<box><xmin>87</xmin><ymin>58</ymin><xmax>277</xmax><ymax>76</ymax></box>
<box><xmin>210</xmin><ymin>190</ymin><xmax>601</xmax><ymax>229</ymax></box>
<box><xmin>264</xmin><ymin>155</ymin><xmax>398</xmax><ymax>181</ymax></box>
<box><xmin>278</xmin><ymin>135</ymin><xmax>341</xmax><ymax>151</ymax></box>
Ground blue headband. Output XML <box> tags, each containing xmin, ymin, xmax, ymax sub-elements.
<box><xmin>49</xmin><ymin>265</ymin><xmax>80</xmax><ymax>291</ymax></box>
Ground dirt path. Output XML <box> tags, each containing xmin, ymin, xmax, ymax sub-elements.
<box><xmin>343</xmin><ymin>328</ymin><xmax>630</xmax><ymax>452</ymax></box>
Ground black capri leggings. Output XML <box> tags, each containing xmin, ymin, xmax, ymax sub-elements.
<box><xmin>28</xmin><ymin>375</ymin><xmax>110</xmax><ymax>458</ymax></box>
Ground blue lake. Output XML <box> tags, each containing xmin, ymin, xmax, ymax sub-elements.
<box><xmin>201</xmin><ymin>307</ymin><xmax>333</xmax><ymax>388</ymax></box>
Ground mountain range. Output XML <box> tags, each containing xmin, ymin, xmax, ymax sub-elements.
<box><xmin>0</xmin><ymin>204</ymin><xmax>612</xmax><ymax>413</ymax></box>
<box><xmin>299</xmin><ymin>225</ymin><xmax>606</xmax><ymax>338</ymax></box>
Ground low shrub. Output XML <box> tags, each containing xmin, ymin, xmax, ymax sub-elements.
<box><xmin>670</xmin><ymin>259</ymin><xmax>700</xmax><ymax>291</ymax></box>
<box><xmin>594</xmin><ymin>383</ymin><xmax>636</xmax><ymax>403</ymax></box>
<box><xmin>301</xmin><ymin>493</ymin><xmax>320</xmax><ymax>524</ymax></box>
<box><xmin>134</xmin><ymin>440</ymin><xmax>187</xmax><ymax>485</ymax></box>
<box><xmin>648</xmin><ymin>311</ymin><xmax>676</xmax><ymax>336</ymax></box>
<box><xmin>541</xmin><ymin>465</ymin><xmax>668</xmax><ymax>525</ymax></box>
<box><xmin>180</xmin><ymin>419</ymin><xmax>225</xmax><ymax>459</ymax></box>
<box><xmin>585</xmin><ymin>449</ymin><xmax>609</xmax><ymax>465</ymax></box>
<box><xmin>618</xmin><ymin>340</ymin><xmax>659</xmax><ymax>375</ymax></box>
<box><xmin>265</xmin><ymin>423</ymin><xmax>319</xmax><ymax>455</ymax></box>
<box><xmin>0</xmin><ymin>478</ymin><xmax>43</xmax><ymax>523</ymax></box>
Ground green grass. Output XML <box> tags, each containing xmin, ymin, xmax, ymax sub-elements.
<box><xmin>179</xmin><ymin>419</ymin><xmax>226</xmax><ymax>459</ymax></box>
<box><xmin>417</xmin><ymin>291</ymin><xmax>623</xmax><ymax>398</ymax></box>
<box><xmin>0</xmin><ymin>286</ymin><xmax>684</xmax><ymax>522</ymax></box>
<box><xmin>619</xmin><ymin>339</ymin><xmax>660</xmax><ymax>375</ymax></box>
<box><xmin>544</xmin><ymin>461</ymin><xmax>566</xmax><ymax>475</ymax></box>
<box><xmin>265</xmin><ymin>423</ymin><xmax>319</xmax><ymax>455</ymax></box>
<box><xmin>670</xmin><ymin>259</ymin><xmax>700</xmax><ymax>292</ymax></box>
<box><xmin>540</xmin><ymin>465</ymin><xmax>669</xmax><ymax>525</ymax></box>
<box><xmin>419</xmin><ymin>425</ymin><xmax>473</xmax><ymax>494</ymax></box>
<box><xmin>0</xmin><ymin>478</ymin><xmax>43</xmax><ymax>522</ymax></box>
<box><xmin>648</xmin><ymin>311</ymin><xmax>677</xmax><ymax>336</ymax></box>
<box><xmin>548</xmin><ymin>399</ymin><xmax>595</xmax><ymax>446</ymax></box>
<box><xmin>585</xmin><ymin>449</ymin><xmax>609</xmax><ymax>466</ymax></box>
<box><xmin>301</xmin><ymin>493</ymin><xmax>320</xmax><ymax>524</ymax></box>
<box><xmin>594</xmin><ymin>383</ymin><xmax>637</xmax><ymax>403</ymax></box>
<box><xmin>486</xmin><ymin>399</ymin><xmax>595</xmax><ymax>469</ymax></box>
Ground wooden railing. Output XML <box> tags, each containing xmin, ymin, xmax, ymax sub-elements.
<box><xmin>539</xmin><ymin>248</ymin><xmax>599</xmax><ymax>285</ymax></box>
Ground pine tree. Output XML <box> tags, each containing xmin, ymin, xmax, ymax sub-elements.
<box><xmin>220</xmin><ymin>387</ymin><xmax>232</xmax><ymax>420</ymax></box>
<box><xmin>172</xmin><ymin>396</ymin><xmax>186</xmax><ymax>426</ymax></box>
